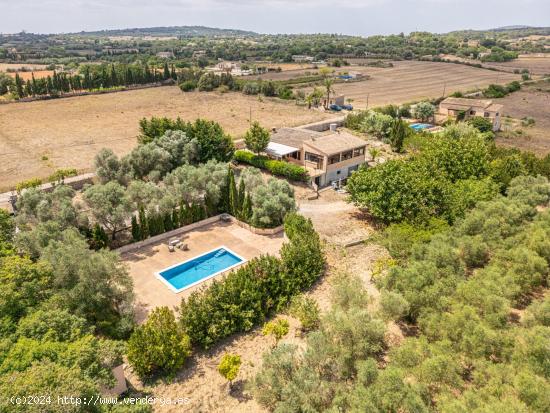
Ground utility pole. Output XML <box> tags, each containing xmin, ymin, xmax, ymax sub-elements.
<box><xmin>442</xmin><ymin>82</ymin><xmax>446</xmax><ymax>98</ymax></box>
<box><xmin>366</xmin><ymin>93</ymin><xmax>370</xmax><ymax>109</ymax></box>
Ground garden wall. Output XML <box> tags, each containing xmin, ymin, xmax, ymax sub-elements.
<box><xmin>115</xmin><ymin>214</ymin><xmax>284</xmax><ymax>254</ymax></box>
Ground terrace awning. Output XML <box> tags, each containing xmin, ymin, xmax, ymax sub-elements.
<box><xmin>265</xmin><ymin>142</ymin><xmax>299</xmax><ymax>157</ymax></box>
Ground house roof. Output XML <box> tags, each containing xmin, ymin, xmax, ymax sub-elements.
<box><xmin>440</xmin><ymin>97</ymin><xmax>494</xmax><ymax>110</ymax></box>
<box><xmin>487</xmin><ymin>103</ymin><xmax>504</xmax><ymax>113</ymax></box>
<box><xmin>270</xmin><ymin>127</ymin><xmax>323</xmax><ymax>148</ymax></box>
<box><xmin>304</xmin><ymin>132</ymin><xmax>367</xmax><ymax>155</ymax></box>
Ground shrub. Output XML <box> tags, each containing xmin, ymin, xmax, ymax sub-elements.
<box><xmin>127</xmin><ymin>306</ymin><xmax>191</xmax><ymax>379</ymax></box>
<box><xmin>289</xmin><ymin>295</ymin><xmax>320</xmax><ymax>331</ymax></box>
<box><xmin>234</xmin><ymin>150</ymin><xmax>309</xmax><ymax>182</ymax></box>
<box><xmin>242</xmin><ymin>82</ymin><xmax>260</xmax><ymax>95</ymax></box>
<box><xmin>262</xmin><ymin>319</ymin><xmax>290</xmax><ymax>342</ymax></box>
<box><xmin>15</xmin><ymin>178</ymin><xmax>42</xmax><ymax>193</ymax></box>
<box><xmin>179</xmin><ymin>80</ymin><xmax>197</xmax><ymax>92</ymax></box>
<box><xmin>47</xmin><ymin>168</ymin><xmax>78</xmax><ymax>183</ymax></box>
<box><xmin>218</xmin><ymin>354</ymin><xmax>241</xmax><ymax>383</ymax></box>
<box><xmin>468</xmin><ymin>116</ymin><xmax>493</xmax><ymax>133</ymax></box>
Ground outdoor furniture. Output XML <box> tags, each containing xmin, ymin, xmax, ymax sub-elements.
<box><xmin>168</xmin><ymin>244</ymin><xmax>175</xmax><ymax>252</ymax></box>
<box><xmin>177</xmin><ymin>243</ymin><xmax>188</xmax><ymax>251</ymax></box>
<box><xmin>221</xmin><ymin>214</ymin><xmax>232</xmax><ymax>222</ymax></box>
<box><xmin>169</xmin><ymin>239</ymin><xmax>180</xmax><ymax>247</ymax></box>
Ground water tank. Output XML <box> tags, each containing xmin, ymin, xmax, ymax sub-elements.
<box><xmin>329</xmin><ymin>123</ymin><xmax>337</xmax><ymax>132</ymax></box>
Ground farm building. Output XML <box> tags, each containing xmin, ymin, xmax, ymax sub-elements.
<box><xmin>266</xmin><ymin>127</ymin><xmax>367</xmax><ymax>188</ymax></box>
<box><xmin>437</xmin><ymin>97</ymin><xmax>503</xmax><ymax>131</ymax></box>
<box><xmin>156</xmin><ymin>51</ymin><xmax>175</xmax><ymax>59</ymax></box>
<box><xmin>292</xmin><ymin>55</ymin><xmax>314</xmax><ymax>63</ymax></box>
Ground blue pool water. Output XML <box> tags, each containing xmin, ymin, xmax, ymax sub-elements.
<box><xmin>409</xmin><ymin>123</ymin><xmax>433</xmax><ymax>131</ymax></box>
<box><xmin>157</xmin><ymin>247</ymin><xmax>244</xmax><ymax>292</ymax></box>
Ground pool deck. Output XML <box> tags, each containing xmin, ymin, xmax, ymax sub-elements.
<box><xmin>121</xmin><ymin>220</ymin><xmax>285</xmax><ymax>322</ymax></box>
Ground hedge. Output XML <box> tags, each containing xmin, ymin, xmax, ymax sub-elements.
<box><xmin>234</xmin><ymin>150</ymin><xmax>309</xmax><ymax>182</ymax></box>
<box><xmin>179</xmin><ymin>213</ymin><xmax>324</xmax><ymax>348</ymax></box>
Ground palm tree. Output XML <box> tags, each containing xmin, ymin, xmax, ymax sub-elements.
<box><xmin>368</xmin><ymin>147</ymin><xmax>381</xmax><ymax>162</ymax></box>
<box><xmin>324</xmin><ymin>78</ymin><xmax>334</xmax><ymax>109</ymax></box>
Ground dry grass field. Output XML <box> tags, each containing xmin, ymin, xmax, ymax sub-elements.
<box><xmin>0</xmin><ymin>87</ymin><xmax>332</xmax><ymax>191</ymax></box>
<box><xmin>300</xmin><ymin>60</ymin><xmax>520</xmax><ymax>107</ymax></box>
<box><xmin>0</xmin><ymin>63</ymin><xmax>48</xmax><ymax>71</ymax></box>
<box><xmin>439</xmin><ymin>54</ymin><xmax>550</xmax><ymax>75</ymax></box>
<box><xmin>495</xmin><ymin>81</ymin><xmax>550</xmax><ymax>155</ymax></box>
<box><xmin>6</xmin><ymin>70</ymin><xmax>54</xmax><ymax>80</ymax></box>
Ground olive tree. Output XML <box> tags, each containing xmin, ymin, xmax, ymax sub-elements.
<box><xmin>83</xmin><ymin>181</ymin><xmax>131</xmax><ymax>240</ymax></box>
<box><xmin>412</xmin><ymin>101</ymin><xmax>435</xmax><ymax>122</ymax></box>
<box><xmin>251</xmin><ymin>178</ymin><xmax>296</xmax><ymax>228</ymax></box>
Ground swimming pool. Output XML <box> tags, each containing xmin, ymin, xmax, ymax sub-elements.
<box><xmin>156</xmin><ymin>247</ymin><xmax>246</xmax><ymax>293</ymax></box>
<box><xmin>409</xmin><ymin>123</ymin><xmax>433</xmax><ymax>131</ymax></box>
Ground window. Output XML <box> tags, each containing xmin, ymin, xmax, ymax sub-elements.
<box><xmin>305</xmin><ymin>152</ymin><xmax>323</xmax><ymax>169</ymax></box>
<box><xmin>337</xmin><ymin>170</ymin><xmax>341</xmax><ymax>175</ymax></box>
<box><xmin>470</xmin><ymin>110</ymin><xmax>476</xmax><ymax>115</ymax></box>
<box><xmin>341</xmin><ymin>150</ymin><xmax>353</xmax><ymax>161</ymax></box>
<box><xmin>484</xmin><ymin>112</ymin><xmax>490</xmax><ymax>118</ymax></box>
<box><xmin>329</xmin><ymin>154</ymin><xmax>341</xmax><ymax>164</ymax></box>
<box><xmin>353</xmin><ymin>147</ymin><xmax>365</xmax><ymax>157</ymax></box>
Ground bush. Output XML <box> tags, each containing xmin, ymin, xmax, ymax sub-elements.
<box><xmin>468</xmin><ymin>116</ymin><xmax>493</xmax><ymax>133</ymax></box>
<box><xmin>127</xmin><ymin>306</ymin><xmax>191</xmax><ymax>379</ymax></box>
<box><xmin>234</xmin><ymin>150</ymin><xmax>309</xmax><ymax>182</ymax></box>
<box><xmin>218</xmin><ymin>354</ymin><xmax>241</xmax><ymax>383</ymax></box>
<box><xmin>263</xmin><ymin>319</ymin><xmax>290</xmax><ymax>342</ymax></box>
<box><xmin>179</xmin><ymin>80</ymin><xmax>197</xmax><ymax>92</ymax></box>
<box><xmin>47</xmin><ymin>168</ymin><xmax>78</xmax><ymax>183</ymax></box>
<box><xmin>15</xmin><ymin>178</ymin><xmax>42</xmax><ymax>193</ymax></box>
<box><xmin>289</xmin><ymin>295</ymin><xmax>320</xmax><ymax>331</ymax></box>
<box><xmin>242</xmin><ymin>82</ymin><xmax>260</xmax><ymax>95</ymax></box>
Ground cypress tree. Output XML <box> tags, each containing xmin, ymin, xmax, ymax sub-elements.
<box><xmin>14</xmin><ymin>73</ymin><xmax>24</xmax><ymax>97</ymax></box>
<box><xmin>237</xmin><ymin>179</ymin><xmax>246</xmax><ymax>218</ymax></box>
<box><xmin>138</xmin><ymin>207</ymin><xmax>149</xmax><ymax>239</ymax></box>
<box><xmin>170</xmin><ymin>64</ymin><xmax>176</xmax><ymax>80</ymax></box>
<box><xmin>172</xmin><ymin>208</ymin><xmax>180</xmax><ymax>228</ymax></box>
<box><xmin>163</xmin><ymin>62</ymin><xmax>170</xmax><ymax>80</ymax></box>
<box><xmin>131</xmin><ymin>215</ymin><xmax>141</xmax><ymax>241</ymax></box>
<box><xmin>92</xmin><ymin>223</ymin><xmax>109</xmax><ymax>250</ymax></box>
<box><xmin>163</xmin><ymin>212</ymin><xmax>173</xmax><ymax>232</ymax></box>
<box><xmin>228</xmin><ymin>168</ymin><xmax>239</xmax><ymax>216</ymax></box>
<box><xmin>242</xmin><ymin>193</ymin><xmax>253</xmax><ymax>222</ymax></box>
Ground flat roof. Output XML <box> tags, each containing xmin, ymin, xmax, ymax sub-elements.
<box><xmin>265</xmin><ymin>141</ymin><xmax>299</xmax><ymax>157</ymax></box>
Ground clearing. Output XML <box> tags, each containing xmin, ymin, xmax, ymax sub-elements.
<box><xmin>495</xmin><ymin>81</ymin><xmax>550</xmax><ymax>155</ymax></box>
<box><xmin>0</xmin><ymin>87</ymin><xmax>332</xmax><ymax>191</ymax></box>
<box><xmin>298</xmin><ymin>60</ymin><xmax>520</xmax><ymax>107</ymax></box>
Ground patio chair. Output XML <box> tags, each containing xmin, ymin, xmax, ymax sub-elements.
<box><xmin>168</xmin><ymin>244</ymin><xmax>175</xmax><ymax>252</ymax></box>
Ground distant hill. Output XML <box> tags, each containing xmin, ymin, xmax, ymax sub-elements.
<box><xmin>75</xmin><ymin>25</ymin><xmax>258</xmax><ymax>38</ymax></box>
<box><xmin>490</xmin><ymin>25</ymin><xmax>533</xmax><ymax>31</ymax></box>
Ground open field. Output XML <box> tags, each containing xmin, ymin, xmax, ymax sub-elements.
<box><xmin>0</xmin><ymin>63</ymin><xmax>48</xmax><ymax>71</ymax></box>
<box><xmin>495</xmin><ymin>81</ymin><xmax>550</xmax><ymax>155</ymax></box>
<box><xmin>6</xmin><ymin>70</ymin><xmax>54</xmax><ymax>80</ymax></box>
<box><xmin>0</xmin><ymin>87</ymin><xmax>332</xmax><ymax>191</ymax></box>
<box><xmin>300</xmin><ymin>60</ymin><xmax>520</xmax><ymax>108</ymax></box>
<box><xmin>440</xmin><ymin>54</ymin><xmax>550</xmax><ymax>75</ymax></box>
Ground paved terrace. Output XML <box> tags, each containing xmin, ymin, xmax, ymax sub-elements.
<box><xmin>121</xmin><ymin>220</ymin><xmax>284</xmax><ymax>323</ymax></box>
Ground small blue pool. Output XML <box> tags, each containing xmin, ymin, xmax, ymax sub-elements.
<box><xmin>409</xmin><ymin>123</ymin><xmax>433</xmax><ymax>131</ymax></box>
<box><xmin>156</xmin><ymin>247</ymin><xmax>245</xmax><ymax>292</ymax></box>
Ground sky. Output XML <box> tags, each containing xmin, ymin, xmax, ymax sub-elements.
<box><xmin>2</xmin><ymin>0</ymin><xmax>549</xmax><ymax>36</ymax></box>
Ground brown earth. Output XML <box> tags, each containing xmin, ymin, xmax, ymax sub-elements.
<box><xmin>439</xmin><ymin>55</ymin><xmax>550</xmax><ymax>75</ymax></box>
<box><xmin>298</xmin><ymin>60</ymin><xmax>520</xmax><ymax>107</ymax></box>
<box><xmin>6</xmin><ymin>70</ymin><xmax>54</xmax><ymax>80</ymax></box>
<box><xmin>0</xmin><ymin>88</ymin><xmax>332</xmax><ymax>191</ymax></box>
<box><xmin>495</xmin><ymin>81</ymin><xmax>550</xmax><ymax>155</ymax></box>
